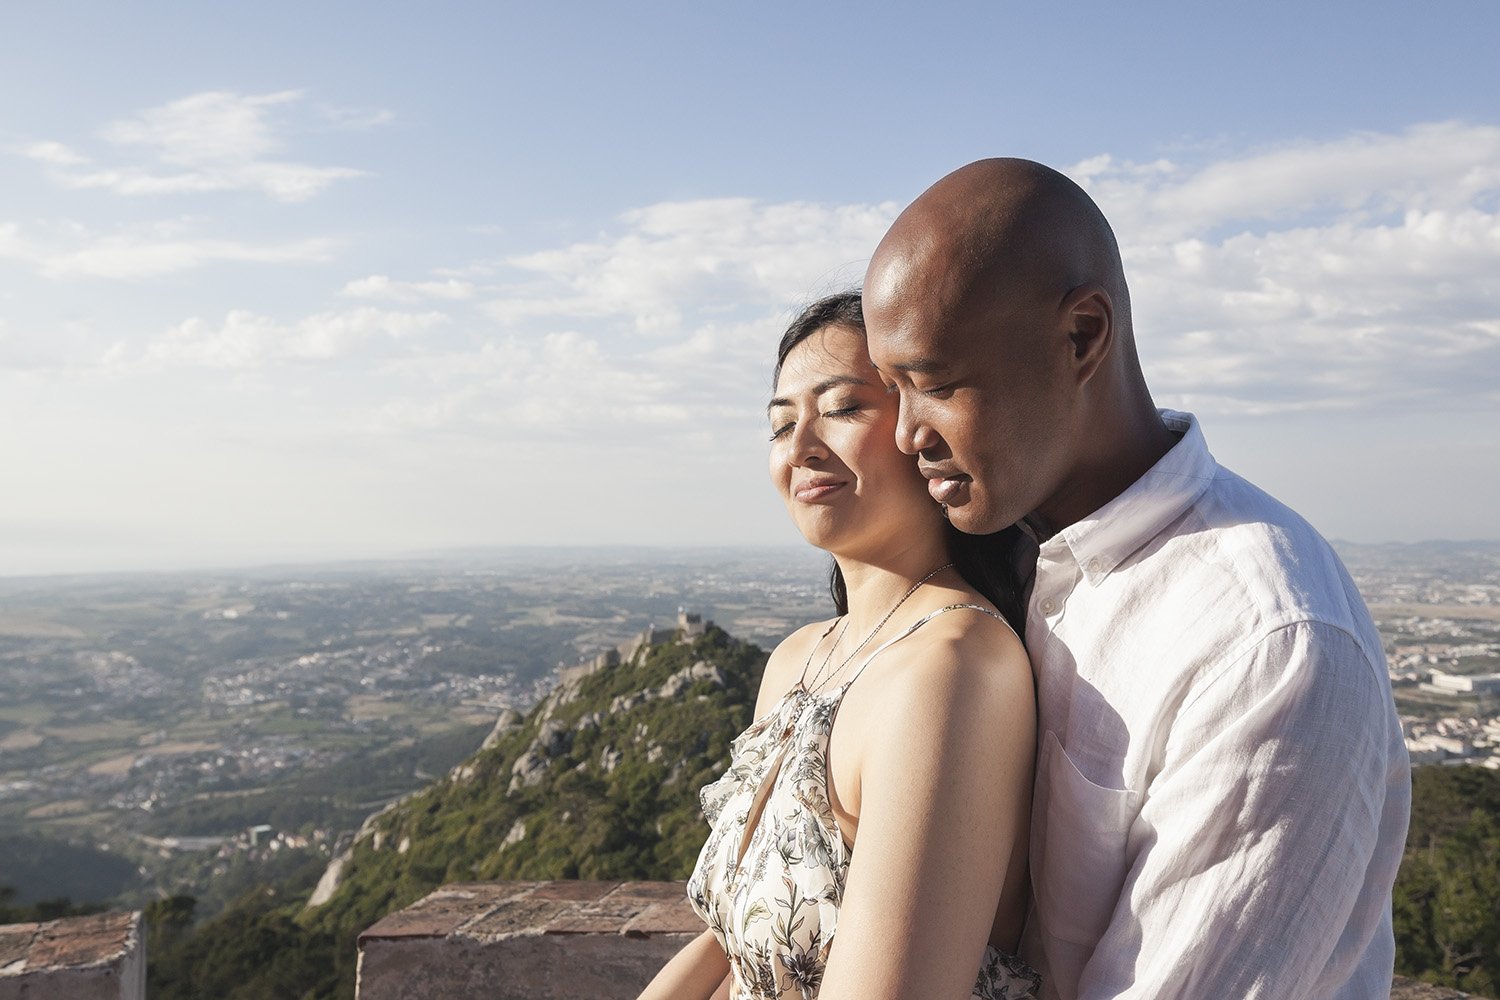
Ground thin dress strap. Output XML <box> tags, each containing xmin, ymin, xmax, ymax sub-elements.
<box><xmin>841</xmin><ymin>603</ymin><xmax>1013</xmax><ymax>690</ymax></box>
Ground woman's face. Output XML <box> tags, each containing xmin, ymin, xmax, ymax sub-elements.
<box><xmin>768</xmin><ymin>323</ymin><xmax>942</xmax><ymax>559</ymax></box>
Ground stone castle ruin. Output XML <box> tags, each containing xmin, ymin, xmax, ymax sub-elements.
<box><xmin>557</xmin><ymin>609</ymin><xmax>708</xmax><ymax>685</ymax></box>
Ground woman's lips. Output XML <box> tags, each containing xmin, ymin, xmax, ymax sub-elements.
<box><xmin>794</xmin><ymin>480</ymin><xmax>846</xmax><ymax>502</ymax></box>
<box><xmin>928</xmin><ymin>474</ymin><xmax>970</xmax><ymax>504</ymax></box>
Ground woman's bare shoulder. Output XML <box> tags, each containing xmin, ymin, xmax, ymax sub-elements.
<box><xmin>755</xmin><ymin>617</ymin><xmax>838</xmax><ymax>715</ymax></box>
<box><xmin>867</xmin><ymin>605</ymin><xmax>1032</xmax><ymax>721</ymax></box>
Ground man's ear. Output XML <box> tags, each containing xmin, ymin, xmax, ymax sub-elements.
<box><xmin>1062</xmin><ymin>283</ymin><xmax>1114</xmax><ymax>384</ymax></box>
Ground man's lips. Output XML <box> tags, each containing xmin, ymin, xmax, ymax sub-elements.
<box><xmin>922</xmin><ymin>468</ymin><xmax>971</xmax><ymax>504</ymax></box>
<box><xmin>794</xmin><ymin>478</ymin><xmax>846</xmax><ymax>502</ymax></box>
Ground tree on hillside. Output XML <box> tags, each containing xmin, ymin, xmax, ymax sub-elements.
<box><xmin>1393</xmin><ymin>767</ymin><xmax>1500</xmax><ymax>995</ymax></box>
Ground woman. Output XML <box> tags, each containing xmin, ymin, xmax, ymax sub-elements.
<box><xmin>640</xmin><ymin>292</ymin><xmax>1038</xmax><ymax>1000</ymax></box>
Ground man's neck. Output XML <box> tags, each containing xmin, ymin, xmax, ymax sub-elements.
<box><xmin>1034</xmin><ymin>402</ymin><xmax>1179</xmax><ymax>535</ymax></box>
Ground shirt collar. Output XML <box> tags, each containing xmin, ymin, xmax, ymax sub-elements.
<box><xmin>1038</xmin><ymin>409</ymin><xmax>1217</xmax><ymax>586</ymax></box>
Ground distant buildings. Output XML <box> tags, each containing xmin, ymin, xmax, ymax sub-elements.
<box><xmin>1421</xmin><ymin>670</ymin><xmax>1500</xmax><ymax>695</ymax></box>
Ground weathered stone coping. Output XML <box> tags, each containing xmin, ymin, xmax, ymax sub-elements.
<box><xmin>0</xmin><ymin>910</ymin><xmax>145</xmax><ymax>1000</ymax></box>
<box><xmin>1393</xmin><ymin>979</ymin><xmax>1487</xmax><ymax>999</ymax></box>
<box><xmin>356</xmin><ymin>880</ymin><xmax>1487</xmax><ymax>1000</ymax></box>
<box><xmin>356</xmin><ymin>880</ymin><xmax>698</xmax><ymax>999</ymax></box>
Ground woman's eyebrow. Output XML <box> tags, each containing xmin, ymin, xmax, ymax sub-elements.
<box><xmin>766</xmin><ymin>375</ymin><xmax>868</xmax><ymax>413</ymax></box>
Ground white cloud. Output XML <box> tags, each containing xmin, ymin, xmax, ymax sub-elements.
<box><xmin>61</xmin><ymin>163</ymin><xmax>364</xmax><ymax>202</ymax></box>
<box><xmin>30</xmin><ymin>121</ymin><xmax>1497</xmax><ymax>453</ymax></box>
<box><xmin>318</xmin><ymin>104</ymin><xmax>397</xmax><ymax>130</ymax></box>
<box><xmin>1078</xmin><ymin>122</ymin><xmax>1500</xmax><ymax>241</ymax></box>
<box><xmin>0</xmin><ymin>220</ymin><xmax>338</xmax><ymax>279</ymax></box>
<box><xmin>123</xmin><ymin>307</ymin><xmax>449</xmax><ymax>369</ymax></box>
<box><xmin>361</xmin><ymin>128</ymin><xmax>1500</xmax><ymax>443</ymax></box>
<box><xmin>347</xmin><ymin>198</ymin><xmax>895</xmax><ymax>443</ymax></box>
<box><xmin>342</xmin><ymin>275</ymin><xmax>477</xmax><ymax>302</ymax></box>
<box><xmin>28</xmin><ymin>90</ymin><xmax>373</xmax><ymax>202</ymax></box>
<box><xmin>1071</xmin><ymin>122</ymin><xmax>1500</xmax><ymax>414</ymax></box>
<box><xmin>45</xmin><ymin>235</ymin><xmax>337</xmax><ymax>279</ymax></box>
<box><xmin>365</xmin><ymin>321</ymin><xmax>766</xmax><ymax>447</ymax></box>
<box><xmin>486</xmin><ymin>197</ymin><xmax>896</xmax><ymax>333</ymax></box>
<box><xmin>18</xmin><ymin>141</ymin><xmax>87</xmax><ymax>166</ymax></box>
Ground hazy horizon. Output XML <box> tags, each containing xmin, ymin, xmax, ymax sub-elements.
<box><xmin>4</xmin><ymin>537</ymin><xmax>1499</xmax><ymax>583</ymax></box>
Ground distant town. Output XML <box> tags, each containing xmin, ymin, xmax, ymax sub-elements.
<box><xmin>1339</xmin><ymin>543</ymin><xmax>1500</xmax><ymax>768</ymax></box>
<box><xmin>0</xmin><ymin>541</ymin><xmax>1496</xmax><ymax>908</ymax></box>
<box><xmin>0</xmin><ymin>547</ymin><xmax>830</xmax><ymax>908</ymax></box>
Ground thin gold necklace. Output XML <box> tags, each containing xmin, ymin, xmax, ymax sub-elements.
<box><xmin>798</xmin><ymin>561</ymin><xmax>954</xmax><ymax>695</ymax></box>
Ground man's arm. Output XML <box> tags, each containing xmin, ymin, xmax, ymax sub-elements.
<box><xmin>1077</xmin><ymin>621</ymin><xmax>1407</xmax><ymax>999</ymax></box>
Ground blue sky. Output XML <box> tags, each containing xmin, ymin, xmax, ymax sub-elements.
<box><xmin>1</xmin><ymin>2</ymin><xmax>1497</xmax><ymax>574</ymax></box>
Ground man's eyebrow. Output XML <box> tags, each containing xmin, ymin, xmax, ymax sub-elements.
<box><xmin>766</xmin><ymin>375</ymin><xmax>868</xmax><ymax>413</ymax></box>
<box><xmin>888</xmin><ymin>358</ymin><xmax>948</xmax><ymax>375</ymax></box>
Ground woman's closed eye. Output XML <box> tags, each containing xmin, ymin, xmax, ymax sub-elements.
<box><xmin>769</xmin><ymin>402</ymin><xmax>863</xmax><ymax>440</ymax></box>
<box><xmin>823</xmin><ymin>402</ymin><xmax>862</xmax><ymax>419</ymax></box>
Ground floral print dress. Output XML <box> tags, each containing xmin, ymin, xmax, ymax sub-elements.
<box><xmin>686</xmin><ymin>605</ymin><xmax>1041</xmax><ymax>1000</ymax></box>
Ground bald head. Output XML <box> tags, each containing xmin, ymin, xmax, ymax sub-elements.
<box><xmin>867</xmin><ymin>157</ymin><xmax>1130</xmax><ymax>341</ymax></box>
<box><xmin>863</xmin><ymin>158</ymin><xmax>1171</xmax><ymax>536</ymax></box>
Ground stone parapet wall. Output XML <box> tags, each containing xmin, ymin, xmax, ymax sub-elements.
<box><xmin>357</xmin><ymin>880</ymin><xmax>1486</xmax><ymax>1000</ymax></box>
<box><xmin>0</xmin><ymin>911</ymin><xmax>145</xmax><ymax>1000</ymax></box>
<box><xmin>356</xmin><ymin>880</ymin><xmax>697</xmax><ymax>1000</ymax></box>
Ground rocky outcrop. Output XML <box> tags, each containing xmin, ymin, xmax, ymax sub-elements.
<box><xmin>480</xmin><ymin>709</ymin><xmax>522</xmax><ymax>750</ymax></box>
<box><xmin>507</xmin><ymin>750</ymin><xmax>549</xmax><ymax>793</ymax></box>
<box><xmin>658</xmin><ymin>661</ymin><xmax>726</xmax><ymax>699</ymax></box>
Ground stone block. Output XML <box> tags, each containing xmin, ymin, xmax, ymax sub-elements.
<box><xmin>0</xmin><ymin>911</ymin><xmax>144</xmax><ymax>1000</ymax></box>
<box><xmin>357</xmin><ymin>880</ymin><xmax>696</xmax><ymax>1000</ymax></box>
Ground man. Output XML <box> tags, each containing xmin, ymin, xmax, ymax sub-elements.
<box><xmin>862</xmin><ymin>158</ymin><xmax>1410</xmax><ymax>999</ymax></box>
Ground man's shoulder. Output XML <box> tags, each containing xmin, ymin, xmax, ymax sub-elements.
<box><xmin>1135</xmin><ymin>463</ymin><xmax>1380</xmax><ymax>659</ymax></box>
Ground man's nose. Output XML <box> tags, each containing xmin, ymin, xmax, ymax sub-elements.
<box><xmin>894</xmin><ymin>397</ymin><xmax>938</xmax><ymax>456</ymax></box>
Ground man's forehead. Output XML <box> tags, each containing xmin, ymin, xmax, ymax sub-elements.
<box><xmin>865</xmin><ymin>304</ymin><xmax>969</xmax><ymax>367</ymax></box>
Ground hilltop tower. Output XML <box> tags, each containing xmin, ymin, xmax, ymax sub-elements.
<box><xmin>677</xmin><ymin>608</ymin><xmax>706</xmax><ymax>638</ymax></box>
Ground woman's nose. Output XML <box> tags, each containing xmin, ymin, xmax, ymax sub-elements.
<box><xmin>789</xmin><ymin>421</ymin><xmax>828</xmax><ymax>465</ymax></box>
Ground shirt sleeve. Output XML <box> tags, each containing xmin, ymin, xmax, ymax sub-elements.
<box><xmin>1075</xmin><ymin>620</ymin><xmax>1405</xmax><ymax>999</ymax></box>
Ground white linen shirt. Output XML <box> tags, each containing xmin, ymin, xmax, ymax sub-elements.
<box><xmin>1018</xmin><ymin>410</ymin><xmax>1410</xmax><ymax>1000</ymax></box>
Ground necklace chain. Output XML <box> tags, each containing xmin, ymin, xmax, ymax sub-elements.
<box><xmin>799</xmin><ymin>561</ymin><xmax>955</xmax><ymax>695</ymax></box>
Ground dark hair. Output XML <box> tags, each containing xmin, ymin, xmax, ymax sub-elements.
<box><xmin>774</xmin><ymin>291</ymin><xmax>1026</xmax><ymax>637</ymax></box>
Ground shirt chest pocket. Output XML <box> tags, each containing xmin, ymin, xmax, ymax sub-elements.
<box><xmin>1033</xmin><ymin>730</ymin><xmax>1140</xmax><ymax>947</ymax></box>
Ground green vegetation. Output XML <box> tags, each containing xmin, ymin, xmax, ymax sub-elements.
<box><xmin>0</xmin><ymin>884</ymin><xmax>105</xmax><ymax>923</ymax></box>
<box><xmin>1394</xmin><ymin>765</ymin><xmax>1500</xmax><ymax>995</ymax></box>
<box><xmin>0</xmin><ymin>833</ymin><xmax>138</xmax><ymax>905</ymax></box>
<box><xmin>148</xmin><ymin>887</ymin><xmax>340</xmax><ymax>1000</ymax></box>
<box><xmin>147</xmin><ymin>624</ymin><xmax>767</xmax><ymax>1000</ymax></box>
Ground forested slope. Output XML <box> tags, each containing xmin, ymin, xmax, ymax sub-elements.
<box><xmin>148</xmin><ymin>622</ymin><xmax>767</xmax><ymax>999</ymax></box>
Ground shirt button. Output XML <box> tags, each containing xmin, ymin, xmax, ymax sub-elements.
<box><xmin>1039</xmin><ymin>599</ymin><xmax>1057</xmax><ymax>615</ymax></box>
<box><xmin>1086</xmin><ymin>558</ymin><xmax>1101</xmax><ymax>573</ymax></box>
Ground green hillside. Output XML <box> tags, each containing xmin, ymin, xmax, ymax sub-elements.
<box><xmin>148</xmin><ymin>621</ymin><xmax>767</xmax><ymax>1000</ymax></box>
<box><xmin>142</xmin><ymin>616</ymin><xmax>1500</xmax><ymax>999</ymax></box>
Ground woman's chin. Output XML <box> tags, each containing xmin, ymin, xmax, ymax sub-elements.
<box><xmin>790</xmin><ymin>516</ymin><xmax>851</xmax><ymax>557</ymax></box>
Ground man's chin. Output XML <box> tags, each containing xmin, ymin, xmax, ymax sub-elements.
<box><xmin>944</xmin><ymin>502</ymin><xmax>1005</xmax><ymax>536</ymax></box>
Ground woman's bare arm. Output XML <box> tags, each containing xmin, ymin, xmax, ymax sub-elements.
<box><xmin>818</xmin><ymin>619</ymin><xmax>1036</xmax><ymax>1000</ymax></box>
<box><xmin>636</xmin><ymin>928</ymin><xmax>731</xmax><ymax>1000</ymax></box>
